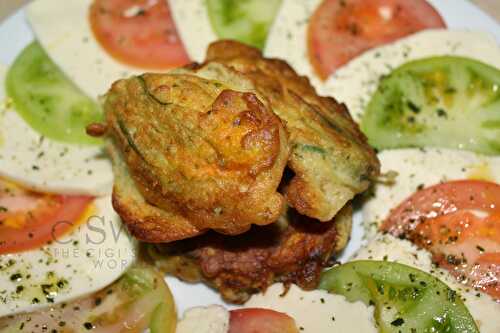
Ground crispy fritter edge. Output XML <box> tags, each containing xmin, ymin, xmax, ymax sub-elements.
<box><xmin>146</xmin><ymin>204</ymin><xmax>352</xmax><ymax>303</ymax></box>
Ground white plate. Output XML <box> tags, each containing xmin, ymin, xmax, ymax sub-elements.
<box><xmin>0</xmin><ymin>0</ymin><xmax>498</xmax><ymax>316</ymax></box>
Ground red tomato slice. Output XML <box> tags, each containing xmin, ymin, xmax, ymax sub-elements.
<box><xmin>89</xmin><ymin>0</ymin><xmax>190</xmax><ymax>69</ymax></box>
<box><xmin>382</xmin><ymin>180</ymin><xmax>500</xmax><ymax>300</ymax></box>
<box><xmin>308</xmin><ymin>0</ymin><xmax>446</xmax><ymax>79</ymax></box>
<box><xmin>0</xmin><ymin>179</ymin><xmax>93</xmax><ymax>255</ymax></box>
<box><xmin>229</xmin><ymin>308</ymin><xmax>299</xmax><ymax>333</ymax></box>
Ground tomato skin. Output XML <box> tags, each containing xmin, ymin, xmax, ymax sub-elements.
<box><xmin>422</xmin><ymin>211</ymin><xmax>500</xmax><ymax>300</ymax></box>
<box><xmin>437</xmin><ymin>251</ymin><xmax>500</xmax><ymax>300</ymax></box>
<box><xmin>229</xmin><ymin>308</ymin><xmax>299</xmax><ymax>333</ymax></box>
<box><xmin>308</xmin><ymin>0</ymin><xmax>446</xmax><ymax>79</ymax></box>
<box><xmin>382</xmin><ymin>180</ymin><xmax>500</xmax><ymax>300</ymax></box>
<box><xmin>382</xmin><ymin>180</ymin><xmax>500</xmax><ymax>236</ymax></box>
<box><xmin>471</xmin><ymin>253</ymin><xmax>500</xmax><ymax>299</ymax></box>
<box><xmin>0</xmin><ymin>180</ymin><xmax>93</xmax><ymax>254</ymax></box>
<box><xmin>89</xmin><ymin>0</ymin><xmax>190</xmax><ymax>69</ymax></box>
<box><xmin>319</xmin><ymin>260</ymin><xmax>479</xmax><ymax>333</ymax></box>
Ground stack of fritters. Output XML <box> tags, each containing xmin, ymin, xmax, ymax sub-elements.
<box><xmin>95</xmin><ymin>41</ymin><xmax>379</xmax><ymax>303</ymax></box>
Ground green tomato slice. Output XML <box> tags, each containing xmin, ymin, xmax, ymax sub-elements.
<box><xmin>0</xmin><ymin>264</ymin><xmax>176</xmax><ymax>333</ymax></box>
<box><xmin>206</xmin><ymin>0</ymin><xmax>282</xmax><ymax>49</ymax></box>
<box><xmin>319</xmin><ymin>260</ymin><xmax>479</xmax><ymax>333</ymax></box>
<box><xmin>6</xmin><ymin>42</ymin><xmax>102</xmax><ymax>145</ymax></box>
<box><xmin>361</xmin><ymin>56</ymin><xmax>500</xmax><ymax>155</ymax></box>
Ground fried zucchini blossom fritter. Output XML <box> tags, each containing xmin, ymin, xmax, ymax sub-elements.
<box><xmin>89</xmin><ymin>40</ymin><xmax>379</xmax><ymax>244</ymax></box>
<box><xmin>102</xmin><ymin>69</ymin><xmax>289</xmax><ymax>241</ymax></box>
<box><xmin>202</xmin><ymin>41</ymin><xmax>380</xmax><ymax>222</ymax></box>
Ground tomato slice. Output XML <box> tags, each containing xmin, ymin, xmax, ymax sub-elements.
<box><xmin>308</xmin><ymin>0</ymin><xmax>446</xmax><ymax>79</ymax></box>
<box><xmin>0</xmin><ymin>179</ymin><xmax>93</xmax><ymax>254</ymax></box>
<box><xmin>360</xmin><ymin>56</ymin><xmax>500</xmax><ymax>155</ymax></box>
<box><xmin>320</xmin><ymin>261</ymin><xmax>479</xmax><ymax>333</ymax></box>
<box><xmin>229</xmin><ymin>308</ymin><xmax>299</xmax><ymax>333</ymax></box>
<box><xmin>89</xmin><ymin>0</ymin><xmax>190</xmax><ymax>69</ymax></box>
<box><xmin>381</xmin><ymin>180</ymin><xmax>500</xmax><ymax>300</ymax></box>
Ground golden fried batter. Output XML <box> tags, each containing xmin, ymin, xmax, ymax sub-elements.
<box><xmin>147</xmin><ymin>204</ymin><xmax>352</xmax><ymax>303</ymax></box>
<box><xmin>109</xmin><ymin>144</ymin><xmax>203</xmax><ymax>242</ymax></box>
<box><xmin>93</xmin><ymin>40</ymin><xmax>379</xmax><ymax>242</ymax></box>
<box><xmin>193</xmin><ymin>41</ymin><xmax>380</xmax><ymax>222</ymax></box>
<box><xmin>104</xmin><ymin>69</ymin><xmax>289</xmax><ymax>240</ymax></box>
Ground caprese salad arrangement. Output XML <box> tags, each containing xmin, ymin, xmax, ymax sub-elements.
<box><xmin>0</xmin><ymin>0</ymin><xmax>498</xmax><ymax>332</ymax></box>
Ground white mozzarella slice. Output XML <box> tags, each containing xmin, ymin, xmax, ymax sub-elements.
<box><xmin>264</xmin><ymin>0</ymin><xmax>323</xmax><ymax>90</ymax></box>
<box><xmin>245</xmin><ymin>283</ymin><xmax>377</xmax><ymax>333</ymax></box>
<box><xmin>168</xmin><ymin>0</ymin><xmax>218</xmax><ymax>63</ymax></box>
<box><xmin>177</xmin><ymin>305</ymin><xmax>230</xmax><ymax>333</ymax></box>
